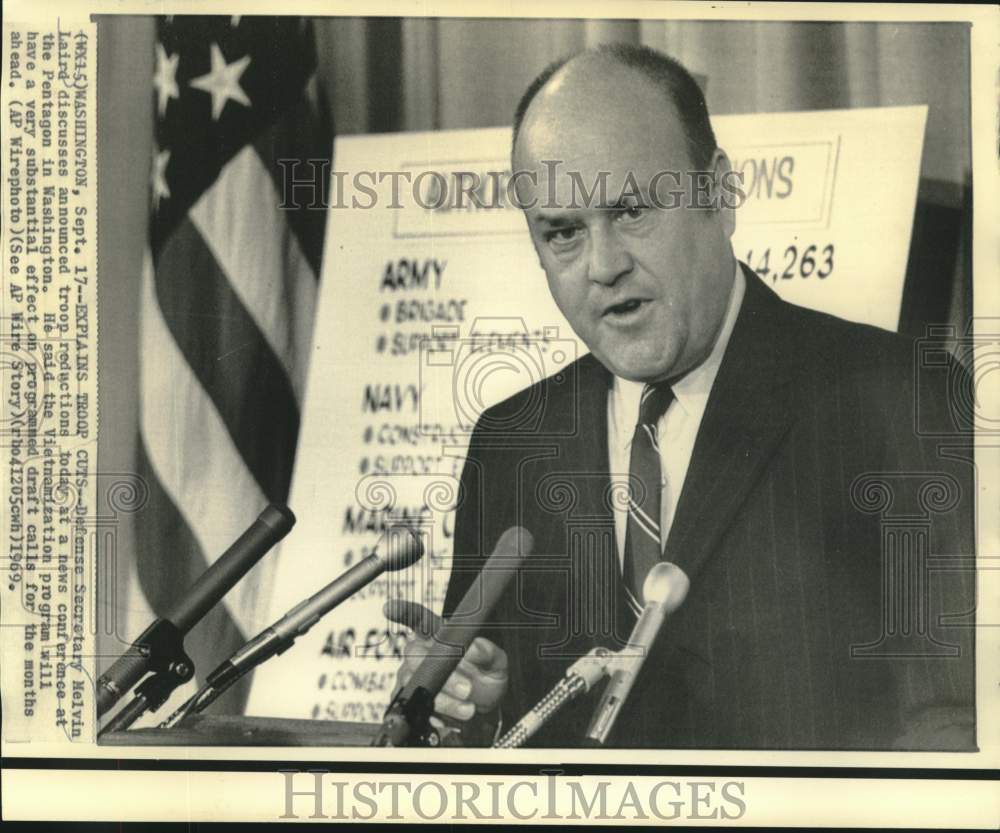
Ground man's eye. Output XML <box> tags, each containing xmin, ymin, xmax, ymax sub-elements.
<box><xmin>615</xmin><ymin>205</ymin><xmax>647</xmax><ymax>222</ymax></box>
<box><xmin>544</xmin><ymin>227</ymin><xmax>582</xmax><ymax>247</ymax></box>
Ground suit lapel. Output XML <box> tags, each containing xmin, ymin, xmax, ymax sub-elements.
<box><xmin>570</xmin><ymin>355</ymin><xmax>629</xmax><ymax>638</ymax></box>
<box><xmin>567</xmin><ymin>352</ymin><xmax>614</xmax><ymax>523</ymax></box>
<box><xmin>663</xmin><ymin>266</ymin><xmax>800</xmax><ymax>584</ymax></box>
<box><xmin>530</xmin><ymin>353</ymin><xmax>633</xmax><ymax>646</ymax></box>
<box><xmin>527</xmin><ymin>351</ymin><xmax>613</xmax><ymax>533</ymax></box>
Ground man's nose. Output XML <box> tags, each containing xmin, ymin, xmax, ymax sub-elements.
<box><xmin>587</xmin><ymin>225</ymin><xmax>633</xmax><ymax>286</ymax></box>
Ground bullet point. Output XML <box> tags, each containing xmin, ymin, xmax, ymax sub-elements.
<box><xmin>376</xmin><ymin>335</ymin><xmax>387</xmax><ymax>352</ymax></box>
<box><xmin>359</xmin><ymin>457</ymin><xmax>369</xmax><ymax>474</ymax></box>
<box><xmin>363</xmin><ymin>426</ymin><xmax>373</xmax><ymax>443</ymax></box>
<box><xmin>380</xmin><ymin>304</ymin><xmax>391</xmax><ymax>322</ymax></box>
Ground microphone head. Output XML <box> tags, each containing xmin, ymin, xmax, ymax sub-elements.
<box><xmin>381</xmin><ymin>526</ymin><xmax>425</xmax><ymax>571</ymax></box>
<box><xmin>642</xmin><ymin>562</ymin><xmax>690</xmax><ymax>613</ymax></box>
<box><xmin>259</xmin><ymin>503</ymin><xmax>296</xmax><ymax>535</ymax></box>
<box><xmin>494</xmin><ymin>526</ymin><xmax>534</xmax><ymax>557</ymax></box>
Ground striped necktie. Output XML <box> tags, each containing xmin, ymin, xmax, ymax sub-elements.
<box><xmin>622</xmin><ymin>382</ymin><xmax>675</xmax><ymax>617</ymax></box>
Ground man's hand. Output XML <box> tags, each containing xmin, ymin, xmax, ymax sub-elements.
<box><xmin>384</xmin><ymin>599</ymin><xmax>508</xmax><ymax>722</ymax></box>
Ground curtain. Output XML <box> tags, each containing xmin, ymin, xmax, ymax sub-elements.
<box><xmin>317</xmin><ymin>18</ymin><xmax>969</xmax><ymax>186</ymax></box>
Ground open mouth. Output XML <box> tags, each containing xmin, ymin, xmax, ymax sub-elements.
<box><xmin>604</xmin><ymin>298</ymin><xmax>646</xmax><ymax>317</ymax></box>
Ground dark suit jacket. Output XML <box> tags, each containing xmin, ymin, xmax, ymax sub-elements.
<box><xmin>443</xmin><ymin>265</ymin><xmax>975</xmax><ymax>750</ymax></box>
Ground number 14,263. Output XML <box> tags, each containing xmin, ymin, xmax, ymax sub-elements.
<box><xmin>745</xmin><ymin>243</ymin><xmax>834</xmax><ymax>282</ymax></box>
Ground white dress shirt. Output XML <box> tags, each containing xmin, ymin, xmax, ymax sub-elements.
<box><xmin>607</xmin><ymin>262</ymin><xmax>745</xmax><ymax>566</ymax></box>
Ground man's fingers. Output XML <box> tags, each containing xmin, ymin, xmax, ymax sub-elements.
<box><xmin>389</xmin><ymin>621</ymin><xmax>507</xmax><ymax>721</ymax></box>
<box><xmin>440</xmin><ymin>670</ymin><xmax>472</xmax><ymax>701</ymax></box>
<box><xmin>433</xmin><ymin>691</ymin><xmax>476</xmax><ymax>721</ymax></box>
<box><xmin>462</xmin><ymin>637</ymin><xmax>508</xmax><ymax>675</ymax></box>
<box><xmin>383</xmin><ymin>599</ymin><xmax>441</xmax><ymax>639</ymax></box>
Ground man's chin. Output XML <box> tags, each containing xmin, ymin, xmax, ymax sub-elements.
<box><xmin>596</xmin><ymin>351</ymin><xmax>680</xmax><ymax>385</ymax></box>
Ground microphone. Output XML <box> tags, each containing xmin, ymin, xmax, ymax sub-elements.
<box><xmin>203</xmin><ymin>525</ymin><xmax>424</xmax><ymax>695</ymax></box>
<box><xmin>96</xmin><ymin>504</ymin><xmax>295</xmax><ymax>718</ymax></box>
<box><xmin>494</xmin><ymin>647</ymin><xmax>614</xmax><ymax>748</ymax></box>
<box><xmin>585</xmin><ymin>561</ymin><xmax>689</xmax><ymax>745</ymax></box>
<box><xmin>373</xmin><ymin>526</ymin><xmax>533</xmax><ymax>747</ymax></box>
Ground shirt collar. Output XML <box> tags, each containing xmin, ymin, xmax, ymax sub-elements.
<box><xmin>610</xmin><ymin>260</ymin><xmax>746</xmax><ymax>445</ymax></box>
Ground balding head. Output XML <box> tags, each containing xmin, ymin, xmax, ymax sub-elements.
<box><xmin>510</xmin><ymin>49</ymin><xmax>723</xmax><ymax>217</ymax></box>
<box><xmin>512</xmin><ymin>44</ymin><xmax>717</xmax><ymax>172</ymax></box>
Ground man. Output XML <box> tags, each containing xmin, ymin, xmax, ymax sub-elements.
<box><xmin>388</xmin><ymin>44</ymin><xmax>975</xmax><ymax>749</ymax></box>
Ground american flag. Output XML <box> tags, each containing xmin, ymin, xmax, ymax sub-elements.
<box><xmin>133</xmin><ymin>16</ymin><xmax>331</xmax><ymax>714</ymax></box>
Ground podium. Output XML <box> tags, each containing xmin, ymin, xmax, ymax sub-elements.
<box><xmin>100</xmin><ymin>715</ymin><xmax>380</xmax><ymax>746</ymax></box>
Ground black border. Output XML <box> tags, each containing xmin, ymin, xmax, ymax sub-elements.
<box><xmin>2</xmin><ymin>757</ymin><xmax>997</xmax><ymax>780</ymax></box>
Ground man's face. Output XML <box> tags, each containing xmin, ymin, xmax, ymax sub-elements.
<box><xmin>513</xmin><ymin>60</ymin><xmax>736</xmax><ymax>384</ymax></box>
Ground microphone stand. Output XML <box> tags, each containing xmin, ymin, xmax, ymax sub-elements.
<box><xmin>158</xmin><ymin>679</ymin><xmax>226</xmax><ymax>729</ymax></box>
<box><xmin>493</xmin><ymin>647</ymin><xmax>616</xmax><ymax>748</ymax></box>
<box><xmin>584</xmin><ymin>562</ymin><xmax>689</xmax><ymax>746</ymax></box>
<box><xmin>98</xmin><ymin>619</ymin><xmax>195</xmax><ymax>735</ymax></box>
<box><xmin>373</xmin><ymin>528</ymin><xmax>533</xmax><ymax>748</ymax></box>
<box><xmin>158</xmin><ymin>630</ymin><xmax>295</xmax><ymax>729</ymax></box>
<box><xmin>96</xmin><ymin>504</ymin><xmax>295</xmax><ymax>736</ymax></box>
<box><xmin>495</xmin><ymin>560</ymin><xmax>689</xmax><ymax>749</ymax></box>
<box><xmin>161</xmin><ymin>525</ymin><xmax>426</xmax><ymax>730</ymax></box>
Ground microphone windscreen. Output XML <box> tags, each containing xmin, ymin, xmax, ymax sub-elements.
<box><xmin>492</xmin><ymin>525</ymin><xmax>534</xmax><ymax>560</ymax></box>
<box><xmin>404</xmin><ymin>526</ymin><xmax>532</xmax><ymax>697</ymax></box>
<box><xmin>642</xmin><ymin>562</ymin><xmax>690</xmax><ymax>612</ymax></box>
<box><xmin>439</xmin><ymin>526</ymin><xmax>532</xmax><ymax>640</ymax></box>
<box><xmin>259</xmin><ymin>503</ymin><xmax>297</xmax><ymax>534</ymax></box>
<box><xmin>381</xmin><ymin>525</ymin><xmax>425</xmax><ymax>571</ymax></box>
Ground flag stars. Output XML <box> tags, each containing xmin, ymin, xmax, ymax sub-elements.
<box><xmin>153</xmin><ymin>43</ymin><xmax>180</xmax><ymax>118</ymax></box>
<box><xmin>190</xmin><ymin>42</ymin><xmax>252</xmax><ymax>121</ymax></box>
<box><xmin>151</xmin><ymin>145</ymin><xmax>171</xmax><ymax>209</ymax></box>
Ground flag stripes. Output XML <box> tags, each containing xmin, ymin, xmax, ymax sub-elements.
<box><xmin>187</xmin><ymin>144</ymin><xmax>318</xmax><ymax>401</ymax></box>
<box><xmin>131</xmin><ymin>16</ymin><xmax>331</xmax><ymax>717</ymax></box>
<box><xmin>250</xmin><ymin>82</ymin><xmax>331</xmax><ymax>277</ymax></box>
<box><xmin>140</xmin><ymin>251</ymin><xmax>273</xmax><ymax>632</ymax></box>
<box><xmin>152</xmin><ymin>220</ymin><xmax>302</xmax><ymax>502</ymax></box>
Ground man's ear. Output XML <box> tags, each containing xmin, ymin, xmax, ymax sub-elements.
<box><xmin>710</xmin><ymin>148</ymin><xmax>738</xmax><ymax>239</ymax></box>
